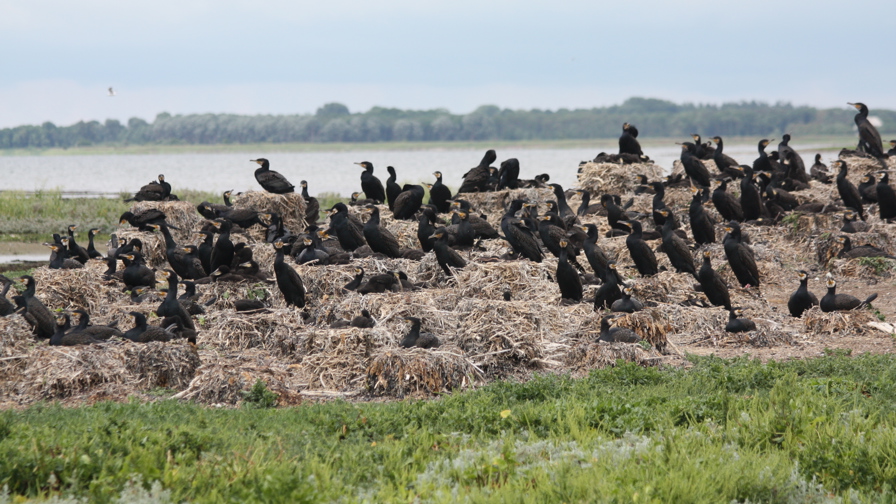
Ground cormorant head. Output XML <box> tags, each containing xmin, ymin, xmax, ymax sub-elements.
<box><xmin>273</xmin><ymin>240</ymin><xmax>285</xmax><ymax>250</ymax></box>
<box><xmin>622</xmin><ymin>122</ymin><xmax>630</xmax><ymax>130</ymax></box>
<box><xmin>826</xmin><ymin>277</ymin><xmax>837</xmax><ymax>289</ymax></box>
<box><xmin>848</xmin><ymin>102</ymin><xmax>867</xmax><ymax>113</ymax></box>
<box><xmin>55</xmin><ymin>313</ymin><xmax>68</xmax><ymax>327</ymax></box>
<box><xmin>657</xmin><ymin>209</ymin><xmax>670</xmax><ymax>218</ymax></box>
<box><xmin>691</xmin><ymin>134</ymin><xmax>700</xmax><ymax>142</ymax></box>
<box><xmin>360</xmin><ymin>309</ymin><xmax>371</xmax><ymax>318</ymax></box>
<box><xmin>760</xmin><ymin>139</ymin><xmax>772</xmax><ymax>148</ymax></box>
<box><xmin>608</xmin><ymin>261</ymin><xmax>617</xmax><ymax>271</ymax></box>
<box><xmin>354</xmin><ymin>267</ymin><xmax>364</xmax><ymax>275</ymax></box>
<box><xmin>158</xmin><ymin>174</ymin><xmax>166</xmax><ymax>182</ymax></box>
<box><xmin>797</xmin><ymin>270</ymin><xmax>809</xmax><ymax>281</ymax></box>
<box><xmin>89</xmin><ymin>228</ymin><xmax>99</xmax><ymax>236</ymax></box>
<box><xmin>302</xmin><ymin>237</ymin><xmax>313</xmax><ymax>246</ymax></box>
<box><xmin>387</xmin><ymin>166</ymin><xmax>396</xmax><ymax>176</ymax></box>
<box><xmin>836</xmin><ymin>235</ymin><xmax>848</xmax><ymax>244</ymax></box>
<box><xmin>121</xmin><ymin>253</ymin><xmax>135</xmax><ymax>261</ymax></box>
<box><xmin>300</xmin><ymin>180</ymin><xmax>308</xmax><ymax>188</ymax></box>
<box><xmin>251</xmin><ymin>158</ymin><xmax>269</xmax><ymax>167</ymax></box>
<box><xmin>711</xmin><ymin>136</ymin><xmax>721</xmax><ymax>144</ymax></box>
<box><xmin>703</xmin><ymin>250</ymin><xmax>712</xmax><ymax>259</ymax></box>
<box><xmin>623</xmin><ymin>286</ymin><xmax>633</xmax><ymax>296</ymax></box>
<box><xmin>559</xmin><ymin>239</ymin><xmax>568</xmax><ymax>248</ymax></box>
<box><xmin>239</xmin><ymin>261</ymin><xmax>253</xmax><ymax>269</ymax></box>
<box><xmin>433</xmin><ymin>171</ymin><xmax>442</xmax><ymax>179</ymax></box>
<box><xmin>118</xmin><ymin>212</ymin><xmax>133</xmax><ymax>225</ymax></box>
<box><xmin>355</xmin><ymin>161</ymin><xmax>373</xmax><ymax>171</ymax></box>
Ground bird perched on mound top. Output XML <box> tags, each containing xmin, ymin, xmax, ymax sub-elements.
<box><xmin>251</xmin><ymin>158</ymin><xmax>294</xmax><ymax>194</ymax></box>
<box><xmin>399</xmin><ymin>317</ymin><xmax>441</xmax><ymax>349</ymax></box>
<box><xmin>849</xmin><ymin>102</ymin><xmax>887</xmax><ymax>158</ymax></box>
<box><xmin>458</xmin><ymin>149</ymin><xmax>497</xmax><ymax>193</ymax></box>
<box><xmin>356</xmin><ymin>161</ymin><xmax>386</xmax><ymax>203</ymax></box>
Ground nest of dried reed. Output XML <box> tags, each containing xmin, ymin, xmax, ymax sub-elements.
<box><xmin>366</xmin><ymin>345</ymin><xmax>481</xmax><ymax>398</ymax></box>
<box><xmin>577</xmin><ymin>161</ymin><xmax>665</xmax><ymax>197</ymax></box>
<box><xmin>232</xmin><ymin>191</ymin><xmax>307</xmax><ymax>238</ymax></box>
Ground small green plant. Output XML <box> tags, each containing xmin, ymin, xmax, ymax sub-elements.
<box><xmin>638</xmin><ymin>340</ymin><xmax>652</xmax><ymax>351</ymax></box>
<box><xmin>245</xmin><ymin>285</ymin><xmax>268</xmax><ymax>301</ymax></box>
<box><xmin>781</xmin><ymin>212</ymin><xmax>802</xmax><ymax>231</ymax></box>
<box><xmin>858</xmin><ymin>256</ymin><xmax>893</xmax><ymax>275</ymax></box>
<box><xmin>819</xmin><ymin>232</ymin><xmax>832</xmax><ymax>240</ymax></box>
<box><xmin>823</xmin><ymin>347</ymin><xmax>852</xmax><ymax>357</ymax></box>
<box><xmin>872</xmin><ymin>308</ymin><xmax>886</xmax><ymax>321</ymax></box>
<box><xmin>242</xmin><ymin>379</ymin><xmax>278</xmax><ymax>409</ymax></box>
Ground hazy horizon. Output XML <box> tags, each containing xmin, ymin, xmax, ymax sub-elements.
<box><xmin>2</xmin><ymin>0</ymin><xmax>894</xmax><ymax>129</ymax></box>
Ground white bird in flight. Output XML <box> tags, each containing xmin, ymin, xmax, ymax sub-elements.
<box><xmin>107</xmin><ymin>87</ymin><xmax>116</xmax><ymax>97</ymax></box>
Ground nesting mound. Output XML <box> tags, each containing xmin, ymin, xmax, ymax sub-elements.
<box><xmin>457</xmin><ymin>188</ymin><xmax>554</xmax><ymax>219</ymax></box>
<box><xmin>232</xmin><ymin>191</ymin><xmax>307</xmax><ymax>236</ymax></box>
<box><xmin>565</xmin><ymin>341</ymin><xmax>659</xmax><ymax>377</ymax></box>
<box><xmin>803</xmin><ymin>307</ymin><xmax>878</xmax><ymax>337</ymax></box>
<box><xmin>2</xmin><ymin>341</ymin><xmax>199</xmax><ymax>403</ymax></box>
<box><xmin>577</xmin><ymin>161</ymin><xmax>664</xmax><ymax>196</ymax></box>
<box><xmin>127</xmin><ymin>201</ymin><xmax>203</xmax><ymax>239</ymax></box>
<box><xmin>366</xmin><ymin>346</ymin><xmax>481</xmax><ymax>398</ymax></box>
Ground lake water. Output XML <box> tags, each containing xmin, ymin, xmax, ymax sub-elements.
<box><xmin>0</xmin><ymin>141</ymin><xmax>843</xmax><ymax>198</ymax></box>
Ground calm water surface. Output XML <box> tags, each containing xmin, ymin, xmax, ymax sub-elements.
<box><xmin>0</xmin><ymin>142</ymin><xmax>842</xmax><ymax>197</ymax></box>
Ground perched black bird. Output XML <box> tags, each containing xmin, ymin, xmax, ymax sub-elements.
<box><xmin>834</xmin><ymin>160</ymin><xmax>866</xmax><ymax>221</ymax></box>
<box><xmin>156</xmin><ymin>269</ymin><xmax>195</xmax><ymax>331</ymax></box>
<box><xmin>327</xmin><ymin>203</ymin><xmax>366</xmax><ymax>252</ymax></box>
<box><xmin>363</xmin><ymin>206</ymin><xmax>401</xmax><ymax>258</ymax></box>
<box><xmin>273</xmin><ymin>241</ymin><xmax>306</xmax><ymax>308</ymax></box>
<box><xmin>417</xmin><ymin>206</ymin><xmax>441</xmax><ymax>253</ymax></box>
<box><xmin>120</xmin><ymin>252</ymin><xmax>156</xmax><ymax>291</ymax></box>
<box><xmin>697</xmin><ymin>251</ymin><xmax>732</xmax><ymax>311</ymax></box>
<box><xmin>610</xmin><ymin>286</ymin><xmax>644</xmax><ymax>313</ymax></box>
<box><xmin>300</xmin><ymin>180</ymin><xmax>320</xmax><ymax>225</ymax></box>
<box><xmin>428</xmin><ymin>171</ymin><xmax>453</xmax><ymax>213</ymax></box>
<box><xmin>393</xmin><ymin>184</ymin><xmax>426</xmax><ymax>220</ymax></box>
<box><xmin>17</xmin><ymin>276</ymin><xmax>55</xmax><ymax>338</ymax></box>
<box><xmin>734</xmin><ymin>165</ymin><xmax>765</xmax><ymax>222</ymax></box>
<box><xmin>556</xmin><ymin>239</ymin><xmax>583</xmax><ymax>302</ymax></box>
<box><xmin>722</xmin><ymin>222</ymin><xmax>760</xmax><ymax>288</ymax></box>
<box><xmin>689</xmin><ymin>187</ymin><xmax>715</xmax><ymax>245</ymax></box>
<box><xmin>810</xmin><ymin>154</ymin><xmax>832</xmax><ymax>183</ymax></box>
<box><xmin>752</xmin><ymin>139</ymin><xmax>774</xmax><ymax>174</ymax></box>
<box><xmin>50</xmin><ymin>313</ymin><xmax>100</xmax><ymax>346</ymax></box>
<box><xmin>820</xmin><ymin>275</ymin><xmax>877</xmax><ymax>312</ymax></box>
<box><xmin>430</xmin><ymin>228</ymin><xmax>467</xmax><ymax>277</ymax></box>
<box><xmin>209</xmin><ymin>219</ymin><xmax>235</xmax><ymax>274</ymax></box>
<box><xmin>579</xmin><ymin>224</ymin><xmax>612</xmax><ymax>280</ymax></box>
<box><xmin>125</xmin><ymin>174</ymin><xmax>172</xmax><ymax>202</ymax></box>
<box><xmin>709</xmin><ymin>136</ymin><xmax>741</xmax><ymax>178</ymax></box>
<box><xmin>251</xmin><ymin>158</ymin><xmax>295</xmax><ymax>194</ymax></box>
<box><xmin>70</xmin><ymin>309</ymin><xmax>122</xmax><ymax>340</ymax></box>
<box><xmin>658</xmin><ymin>210</ymin><xmax>697</xmax><ymax>278</ymax></box>
<box><xmin>351</xmin><ymin>309</ymin><xmax>376</xmax><ymax>328</ymax></box>
<box><xmin>385</xmin><ymin>166</ymin><xmax>401</xmax><ymax>211</ymax></box>
<box><xmin>836</xmin><ymin>235</ymin><xmax>896</xmax><ymax>260</ymax></box>
<box><xmin>619</xmin><ymin>123</ymin><xmax>643</xmax><ymax>156</ymax></box>
<box><xmin>679</xmin><ymin>144</ymin><xmax>711</xmax><ymax>188</ymax></box>
<box><xmin>122</xmin><ymin>311</ymin><xmax>173</xmax><ymax>343</ymax></box>
<box><xmin>858</xmin><ymin>174</ymin><xmax>878</xmax><ymax>204</ymax></box>
<box><xmin>501</xmin><ymin>200</ymin><xmax>543</xmax><ymax>262</ymax></box>
<box><xmin>458</xmin><ymin>149</ymin><xmax>497</xmax><ymax>194</ymax></box>
<box><xmin>47</xmin><ymin>242</ymin><xmax>83</xmax><ymax>270</ymax></box>
<box><xmin>497</xmin><ymin>158</ymin><xmax>520</xmax><ymax>190</ymax></box>
<box><xmin>0</xmin><ymin>276</ymin><xmax>15</xmax><ymax>316</ymax></box>
<box><xmin>619</xmin><ymin>221</ymin><xmax>658</xmax><ymax>277</ymax></box>
<box><xmin>788</xmin><ymin>270</ymin><xmax>818</xmax><ymax>317</ymax></box>
<box><xmin>849</xmin><ymin>103</ymin><xmax>886</xmax><ymax>158</ymax></box>
<box><xmin>594</xmin><ymin>261</ymin><xmax>624</xmax><ymax>310</ymax></box>
<box><xmin>85</xmin><ymin>228</ymin><xmax>104</xmax><ymax>260</ymax></box>
<box><xmin>119</xmin><ymin>209</ymin><xmax>171</xmax><ymax>231</ymax></box>
<box><xmin>877</xmin><ymin>171</ymin><xmax>896</xmax><ymax>221</ymax></box>
<box><xmin>399</xmin><ymin>317</ymin><xmax>441</xmax><ymax>349</ymax></box>
<box><xmin>343</xmin><ymin>267</ymin><xmax>365</xmax><ymax>292</ymax></box>
<box><xmin>357</xmin><ymin>271</ymin><xmax>401</xmax><ymax>295</ymax></box>
<box><xmin>725</xmin><ymin>309</ymin><xmax>756</xmax><ymax>333</ymax></box>
<box><xmin>356</xmin><ymin>161</ymin><xmax>386</xmax><ymax>203</ymax></box>
<box><xmin>598</xmin><ymin>315</ymin><xmax>641</xmax><ymax>343</ymax></box>
<box><xmin>889</xmin><ymin>140</ymin><xmax>896</xmax><ymax>157</ymax></box>
<box><xmin>712</xmin><ymin>179</ymin><xmax>744</xmax><ymax>222</ymax></box>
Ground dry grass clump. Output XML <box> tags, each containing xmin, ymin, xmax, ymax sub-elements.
<box><xmin>577</xmin><ymin>161</ymin><xmax>664</xmax><ymax>196</ymax></box>
<box><xmin>803</xmin><ymin>307</ymin><xmax>877</xmax><ymax>336</ymax></box>
<box><xmin>115</xmin><ymin>229</ymin><xmax>170</xmax><ymax>267</ymax></box>
<box><xmin>32</xmin><ymin>261</ymin><xmax>124</xmax><ymax>313</ymax></box>
<box><xmin>232</xmin><ymin>191</ymin><xmax>307</xmax><ymax>238</ymax></box>
<box><xmin>838</xmin><ymin>154</ymin><xmax>891</xmax><ymax>178</ymax></box>
<box><xmin>611</xmin><ymin>308</ymin><xmax>672</xmax><ymax>352</ymax></box>
<box><xmin>293</xmin><ymin>328</ymin><xmax>386</xmax><ymax>391</ymax></box>
<box><xmin>127</xmin><ymin>201</ymin><xmax>203</xmax><ymax>241</ymax></box>
<box><xmin>366</xmin><ymin>346</ymin><xmax>481</xmax><ymax>398</ymax></box>
<box><xmin>6</xmin><ymin>341</ymin><xmax>199</xmax><ymax>403</ymax></box>
<box><xmin>564</xmin><ymin>341</ymin><xmax>657</xmax><ymax>377</ymax></box>
<box><xmin>458</xmin><ymin>188</ymin><xmax>554</xmax><ymax>219</ymax></box>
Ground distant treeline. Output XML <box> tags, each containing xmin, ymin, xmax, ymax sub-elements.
<box><xmin>3</xmin><ymin>98</ymin><xmax>894</xmax><ymax>149</ymax></box>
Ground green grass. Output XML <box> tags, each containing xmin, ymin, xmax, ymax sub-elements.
<box><xmin>3</xmin><ymin>354</ymin><xmax>896</xmax><ymax>502</ymax></box>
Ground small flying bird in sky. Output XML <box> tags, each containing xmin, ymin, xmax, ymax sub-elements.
<box><xmin>107</xmin><ymin>87</ymin><xmax>115</xmax><ymax>97</ymax></box>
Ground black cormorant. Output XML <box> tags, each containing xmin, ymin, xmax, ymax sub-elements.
<box><xmin>17</xmin><ymin>276</ymin><xmax>55</xmax><ymax>338</ymax></box>
<box><xmin>679</xmin><ymin>144</ymin><xmax>711</xmax><ymax>188</ymax></box>
<box><xmin>125</xmin><ymin>174</ymin><xmax>171</xmax><ymax>202</ymax></box>
<box><xmin>458</xmin><ymin>149</ymin><xmax>496</xmax><ymax>194</ymax></box>
<box><xmin>849</xmin><ymin>103</ymin><xmax>886</xmax><ymax>158</ymax></box>
<box><xmin>430</xmin><ymin>228</ymin><xmax>467</xmax><ymax>276</ymax></box>
<box><xmin>598</xmin><ymin>315</ymin><xmax>641</xmax><ymax>343</ymax></box>
<box><xmin>251</xmin><ymin>158</ymin><xmax>295</xmax><ymax>194</ymax></box>
<box><xmin>343</xmin><ymin>267</ymin><xmax>365</xmax><ymax>292</ymax></box>
<box><xmin>385</xmin><ymin>166</ymin><xmax>401</xmax><ymax>211</ymax></box>
<box><xmin>725</xmin><ymin>309</ymin><xmax>756</xmax><ymax>333</ymax></box>
<box><xmin>326</xmin><ymin>203</ymin><xmax>366</xmax><ymax>252</ymax></box>
<box><xmin>752</xmin><ymin>139</ymin><xmax>774</xmax><ymax>174</ymax></box>
<box><xmin>611</xmin><ymin>286</ymin><xmax>644</xmax><ymax>313</ymax></box>
<box><xmin>209</xmin><ymin>219</ymin><xmax>234</xmax><ymax>274</ymax></box>
<box><xmin>820</xmin><ymin>275</ymin><xmax>877</xmax><ymax>312</ymax></box>
<box><xmin>501</xmin><ymin>200</ymin><xmax>543</xmax><ymax>262</ymax></box>
<box><xmin>273</xmin><ymin>241</ymin><xmax>306</xmax><ymax>308</ymax></box>
<box><xmin>722</xmin><ymin>222</ymin><xmax>760</xmax><ymax>288</ymax></box>
<box><xmin>356</xmin><ymin>161</ymin><xmax>386</xmax><ymax>203</ymax></box>
<box><xmin>697</xmin><ymin>251</ymin><xmax>732</xmax><ymax>311</ymax></box>
<box><xmin>119</xmin><ymin>209</ymin><xmax>171</xmax><ymax>231</ymax></box>
<box><xmin>428</xmin><ymin>172</ymin><xmax>453</xmax><ymax>213</ymax></box>
<box><xmin>689</xmin><ymin>187</ymin><xmax>716</xmax><ymax>245</ymax></box>
<box><xmin>122</xmin><ymin>311</ymin><xmax>173</xmax><ymax>343</ymax></box>
<box><xmin>658</xmin><ymin>210</ymin><xmax>697</xmax><ymax>278</ymax></box>
<box><xmin>70</xmin><ymin>309</ymin><xmax>122</xmax><ymax>340</ymax></box>
<box><xmin>50</xmin><ymin>313</ymin><xmax>100</xmax><ymax>346</ymax></box>
<box><xmin>120</xmin><ymin>252</ymin><xmax>156</xmax><ymax>291</ymax></box>
<box><xmin>877</xmin><ymin>171</ymin><xmax>896</xmax><ymax>220</ymax></box>
<box><xmin>836</xmin><ymin>235</ymin><xmax>896</xmax><ymax>260</ymax></box>
<box><xmin>399</xmin><ymin>317</ymin><xmax>441</xmax><ymax>349</ymax></box>
<box><xmin>734</xmin><ymin>165</ymin><xmax>765</xmax><ymax>222</ymax></box>
<box><xmin>810</xmin><ymin>154</ymin><xmax>832</xmax><ymax>183</ymax></box>
<box><xmin>858</xmin><ymin>174</ymin><xmax>878</xmax><ymax>204</ymax></box>
<box><xmin>712</xmin><ymin>179</ymin><xmax>744</xmax><ymax>222</ymax></box>
<box><xmin>594</xmin><ymin>261</ymin><xmax>624</xmax><ymax>310</ymax></box>
<box><xmin>556</xmin><ymin>239</ymin><xmax>583</xmax><ymax>302</ymax></box>
<box><xmin>393</xmin><ymin>184</ymin><xmax>426</xmax><ymax>220</ymax></box>
<box><xmin>363</xmin><ymin>206</ymin><xmax>401</xmax><ymax>258</ymax></box>
<box><xmin>579</xmin><ymin>224</ymin><xmax>612</xmax><ymax>280</ymax></box>
<box><xmin>156</xmin><ymin>269</ymin><xmax>195</xmax><ymax>330</ymax></box>
<box><xmin>834</xmin><ymin>160</ymin><xmax>866</xmax><ymax>221</ymax></box>
<box><xmin>787</xmin><ymin>270</ymin><xmax>818</xmax><ymax>317</ymax></box>
<box><xmin>497</xmin><ymin>158</ymin><xmax>520</xmax><ymax>190</ymax></box>
<box><xmin>709</xmin><ymin>136</ymin><xmax>741</xmax><ymax>178</ymax></box>
<box><xmin>300</xmin><ymin>180</ymin><xmax>320</xmax><ymax>225</ymax></box>
<box><xmin>86</xmin><ymin>228</ymin><xmax>103</xmax><ymax>260</ymax></box>
<box><xmin>619</xmin><ymin>123</ymin><xmax>643</xmax><ymax>156</ymax></box>
<box><xmin>619</xmin><ymin>220</ymin><xmax>658</xmax><ymax>277</ymax></box>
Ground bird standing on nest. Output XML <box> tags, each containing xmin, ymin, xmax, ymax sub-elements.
<box><xmin>251</xmin><ymin>158</ymin><xmax>295</xmax><ymax>194</ymax></box>
<box><xmin>356</xmin><ymin>161</ymin><xmax>386</xmax><ymax>203</ymax></box>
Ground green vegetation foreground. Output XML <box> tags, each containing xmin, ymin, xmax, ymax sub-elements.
<box><xmin>3</xmin><ymin>353</ymin><xmax>896</xmax><ymax>502</ymax></box>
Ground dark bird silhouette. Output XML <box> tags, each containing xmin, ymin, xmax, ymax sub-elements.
<box><xmin>385</xmin><ymin>166</ymin><xmax>401</xmax><ymax>211</ymax></box>
<box><xmin>619</xmin><ymin>123</ymin><xmax>643</xmax><ymax>156</ymax></box>
<box><xmin>343</xmin><ymin>267</ymin><xmax>365</xmax><ymax>292</ymax></box>
<box><xmin>593</xmin><ymin>261</ymin><xmax>624</xmax><ymax>310</ymax></box>
<box><xmin>356</xmin><ymin>161</ymin><xmax>386</xmax><ymax>203</ymax></box>
<box><xmin>399</xmin><ymin>317</ymin><xmax>441</xmax><ymax>349</ymax></box>
<box><xmin>697</xmin><ymin>251</ymin><xmax>731</xmax><ymax>311</ymax></box>
<box><xmin>70</xmin><ymin>309</ymin><xmax>123</xmax><ymax>340</ymax></box>
<box><xmin>501</xmin><ymin>200</ymin><xmax>543</xmax><ymax>262</ymax></box>
<box><xmin>119</xmin><ymin>209</ymin><xmax>171</xmax><ymax>231</ymax></box>
<box><xmin>273</xmin><ymin>241</ymin><xmax>306</xmax><ymax>308</ymax></box>
<box><xmin>877</xmin><ymin>171</ymin><xmax>896</xmax><ymax>220</ymax></box>
<box><xmin>723</xmin><ymin>222</ymin><xmax>760</xmax><ymax>288</ymax></box>
<box><xmin>610</xmin><ymin>286</ymin><xmax>644</xmax><ymax>313</ymax></box>
<box><xmin>17</xmin><ymin>276</ymin><xmax>55</xmax><ymax>338</ymax></box>
<box><xmin>658</xmin><ymin>210</ymin><xmax>697</xmax><ymax>278</ymax></box>
<box><xmin>458</xmin><ymin>149</ymin><xmax>497</xmax><ymax>193</ymax></box>
<box><xmin>619</xmin><ymin>220</ymin><xmax>658</xmax><ymax>277</ymax></box>
<box><xmin>120</xmin><ymin>252</ymin><xmax>156</xmax><ymax>291</ymax></box>
<box><xmin>679</xmin><ymin>144</ymin><xmax>711</xmax><ymax>188</ymax></box>
<box><xmin>209</xmin><ymin>219</ymin><xmax>234</xmax><ymax>274</ymax></box>
<box><xmin>363</xmin><ymin>206</ymin><xmax>401</xmax><ymax>258</ymax></box>
<box><xmin>156</xmin><ymin>269</ymin><xmax>195</xmax><ymax>331</ymax></box>
<box><xmin>834</xmin><ymin>160</ymin><xmax>866</xmax><ymax>221</ymax></box>
<box><xmin>709</xmin><ymin>136</ymin><xmax>741</xmax><ymax>178</ymax></box>
<box><xmin>50</xmin><ymin>313</ymin><xmax>100</xmax><ymax>346</ymax></box>
<box><xmin>122</xmin><ymin>311</ymin><xmax>173</xmax><ymax>343</ymax></box>
<box><xmin>820</xmin><ymin>275</ymin><xmax>877</xmax><ymax>312</ymax></box>
<box><xmin>428</xmin><ymin>171</ymin><xmax>453</xmax><ymax>213</ymax></box>
<box><xmin>810</xmin><ymin>154</ymin><xmax>832</xmax><ymax>183</ymax></box>
<box><xmin>392</xmin><ymin>184</ymin><xmax>426</xmax><ymax>220</ymax></box>
<box><xmin>849</xmin><ymin>103</ymin><xmax>886</xmax><ymax>158</ymax></box>
<box><xmin>858</xmin><ymin>174</ymin><xmax>878</xmax><ymax>204</ymax></box>
<box><xmin>725</xmin><ymin>309</ymin><xmax>756</xmax><ymax>333</ymax></box>
<box><xmin>556</xmin><ymin>239</ymin><xmax>583</xmax><ymax>302</ymax></box>
<box><xmin>752</xmin><ymin>139</ymin><xmax>774</xmax><ymax>174</ymax></box>
<box><xmin>836</xmin><ymin>235</ymin><xmax>896</xmax><ymax>260</ymax></box>
<box><xmin>251</xmin><ymin>158</ymin><xmax>294</xmax><ymax>193</ymax></box>
<box><xmin>689</xmin><ymin>187</ymin><xmax>715</xmax><ymax>245</ymax></box>
<box><xmin>788</xmin><ymin>270</ymin><xmax>818</xmax><ymax>317</ymax></box>
<box><xmin>125</xmin><ymin>174</ymin><xmax>171</xmax><ymax>202</ymax></box>
<box><xmin>327</xmin><ymin>203</ymin><xmax>366</xmax><ymax>252</ymax></box>
<box><xmin>430</xmin><ymin>228</ymin><xmax>467</xmax><ymax>277</ymax></box>
<box><xmin>579</xmin><ymin>224</ymin><xmax>612</xmax><ymax>280</ymax></box>
<box><xmin>497</xmin><ymin>158</ymin><xmax>520</xmax><ymax>190</ymax></box>
<box><xmin>598</xmin><ymin>315</ymin><xmax>641</xmax><ymax>343</ymax></box>
<box><xmin>300</xmin><ymin>180</ymin><xmax>320</xmax><ymax>225</ymax></box>
<box><xmin>712</xmin><ymin>179</ymin><xmax>744</xmax><ymax>222</ymax></box>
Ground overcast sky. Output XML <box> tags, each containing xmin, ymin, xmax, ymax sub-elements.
<box><xmin>1</xmin><ymin>0</ymin><xmax>894</xmax><ymax>129</ymax></box>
